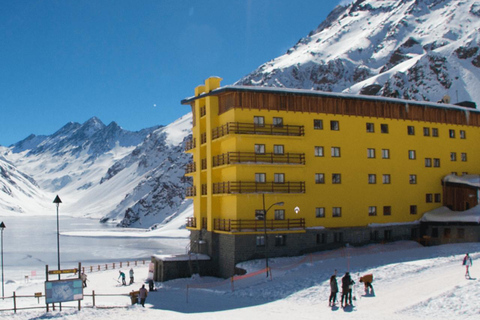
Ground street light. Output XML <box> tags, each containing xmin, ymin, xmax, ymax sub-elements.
<box><xmin>262</xmin><ymin>194</ymin><xmax>284</xmax><ymax>278</ymax></box>
<box><xmin>1</xmin><ymin>221</ymin><xmax>5</xmax><ymax>299</ymax></box>
<box><xmin>53</xmin><ymin>195</ymin><xmax>62</xmax><ymax>276</ymax></box>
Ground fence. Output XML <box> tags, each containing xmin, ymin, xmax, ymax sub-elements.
<box><xmin>0</xmin><ymin>290</ymin><xmax>132</xmax><ymax>313</ymax></box>
<box><xmin>81</xmin><ymin>259</ymin><xmax>148</xmax><ymax>274</ymax></box>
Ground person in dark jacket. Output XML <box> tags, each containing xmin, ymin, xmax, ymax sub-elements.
<box><xmin>329</xmin><ymin>275</ymin><xmax>339</xmax><ymax>306</ymax></box>
<box><xmin>139</xmin><ymin>284</ymin><xmax>148</xmax><ymax>307</ymax></box>
<box><xmin>341</xmin><ymin>272</ymin><xmax>352</xmax><ymax>308</ymax></box>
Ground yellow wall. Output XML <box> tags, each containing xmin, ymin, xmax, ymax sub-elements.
<box><xmin>186</xmin><ymin>77</ymin><xmax>480</xmax><ymax>232</ymax></box>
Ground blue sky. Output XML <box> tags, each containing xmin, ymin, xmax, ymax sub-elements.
<box><xmin>0</xmin><ymin>0</ymin><xmax>345</xmax><ymax>146</ymax></box>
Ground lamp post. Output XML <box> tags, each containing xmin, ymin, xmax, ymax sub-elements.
<box><xmin>1</xmin><ymin>221</ymin><xmax>5</xmax><ymax>299</ymax></box>
<box><xmin>53</xmin><ymin>195</ymin><xmax>62</xmax><ymax>275</ymax></box>
<box><xmin>262</xmin><ymin>194</ymin><xmax>284</xmax><ymax>278</ymax></box>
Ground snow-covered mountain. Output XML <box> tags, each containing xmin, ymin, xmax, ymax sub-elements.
<box><xmin>237</xmin><ymin>0</ymin><xmax>480</xmax><ymax>106</ymax></box>
<box><xmin>1</xmin><ymin>115</ymin><xmax>193</xmax><ymax>228</ymax></box>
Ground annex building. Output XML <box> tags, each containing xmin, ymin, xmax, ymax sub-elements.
<box><xmin>181</xmin><ymin>77</ymin><xmax>480</xmax><ymax>278</ymax></box>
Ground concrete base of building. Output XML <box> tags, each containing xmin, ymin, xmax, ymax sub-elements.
<box><xmin>186</xmin><ymin>223</ymin><xmax>420</xmax><ymax>279</ymax></box>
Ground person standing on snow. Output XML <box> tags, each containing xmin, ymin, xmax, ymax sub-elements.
<box><xmin>118</xmin><ymin>270</ymin><xmax>126</xmax><ymax>286</ymax></box>
<box><xmin>329</xmin><ymin>274</ymin><xmax>339</xmax><ymax>306</ymax></box>
<box><xmin>129</xmin><ymin>268</ymin><xmax>134</xmax><ymax>285</ymax></box>
<box><xmin>139</xmin><ymin>284</ymin><xmax>148</xmax><ymax>307</ymax></box>
<box><xmin>81</xmin><ymin>272</ymin><xmax>88</xmax><ymax>288</ymax></box>
<box><xmin>463</xmin><ymin>253</ymin><xmax>473</xmax><ymax>279</ymax></box>
<box><xmin>341</xmin><ymin>272</ymin><xmax>352</xmax><ymax>308</ymax></box>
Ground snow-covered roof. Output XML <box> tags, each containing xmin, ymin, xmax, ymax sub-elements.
<box><xmin>443</xmin><ymin>174</ymin><xmax>480</xmax><ymax>188</ymax></box>
<box><xmin>421</xmin><ymin>205</ymin><xmax>480</xmax><ymax>224</ymax></box>
<box><xmin>152</xmin><ymin>253</ymin><xmax>211</xmax><ymax>262</ymax></box>
<box><xmin>182</xmin><ymin>85</ymin><xmax>480</xmax><ymax>115</ymax></box>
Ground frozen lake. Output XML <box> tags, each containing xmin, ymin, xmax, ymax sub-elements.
<box><xmin>0</xmin><ymin>215</ymin><xmax>188</xmax><ymax>281</ymax></box>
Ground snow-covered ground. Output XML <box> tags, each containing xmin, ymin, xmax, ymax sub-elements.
<box><xmin>1</xmin><ymin>240</ymin><xmax>478</xmax><ymax>320</ymax></box>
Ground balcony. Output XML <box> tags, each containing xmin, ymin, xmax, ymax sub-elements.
<box><xmin>212</xmin><ymin>181</ymin><xmax>305</xmax><ymax>194</ymax></box>
<box><xmin>185</xmin><ymin>162</ymin><xmax>196</xmax><ymax>174</ymax></box>
<box><xmin>186</xmin><ymin>187</ymin><xmax>196</xmax><ymax>197</ymax></box>
<box><xmin>212</xmin><ymin>122</ymin><xmax>304</xmax><ymax>140</ymax></box>
<box><xmin>212</xmin><ymin>152</ymin><xmax>305</xmax><ymax>167</ymax></box>
<box><xmin>186</xmin><ymin>217</ymin><xmax>207</xmax><ymax>229</ymax></box>
<box><xmin>214</xmin><ymin>218</ymin><xmax>305</xmax><ymax>232</ymax></box>
<box><xmin>185</xmin><ymin>138</ymin><xmax>196</xmax><ymax>151</ymax></box>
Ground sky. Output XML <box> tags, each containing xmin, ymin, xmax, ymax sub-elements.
<box><xmin>0</xmin><ymin>0</ymin><xmax>349</xmax><ymax>147</ymax></box>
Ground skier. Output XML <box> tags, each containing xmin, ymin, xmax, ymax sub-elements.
<box><xmin>139</xmin><ymin>284</ymin><xmax>148</xmax><ymax>307</ymax></box>
<box><xmin>341</xmin><ymin>272</ymin><xmax>352</xmax><ymax>308</ymax></box>
<box><xmin>463</xmin><ymin>253</ymin><xmax>473</xmax><ymax>279</ymax></box>
<box><xmin>329</xmin><ymin>274</ymin><xmax>339</xmax><ymax>306</ymax></box>
<box><xmin>129</xmin><ymin>268</ymin><xmax>134</xmax><ymax>285</ymax></box>
<box><xmin>81</xmin><ymin>272</ymin><xmax>88</xmax><ymax>288</ymax></box>
<box><xmin>118</xmin><ymin>270</ymin><xmax>126</xmax><ymax>286</ymax></box>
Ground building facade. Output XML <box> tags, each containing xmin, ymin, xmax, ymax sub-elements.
<box><xmin>182</xmin><ymin>77</ymin><xmax>480</xmax><ymax>278</ymax></box>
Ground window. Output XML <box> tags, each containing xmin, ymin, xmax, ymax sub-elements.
<box><xmin>332</xmin><ymin>174</ymin><xmax>341</xmax><ymax>184</ymax></box>
<box><xmin>315</xmin><ymin>207</ymin><xmax>325</xmax><ymax>218</ymax></box>
<box><xmin>426</xmin><ymin>194</ymin><xmax>433</xmax><ymax>203</ymax></box>
<box><xmin>434</xmin><ymin>193</ymin><xmax>441</xmax><ymax>203</ymax></box>
<box><xmin>382</xmin><ymin>174</ymin><xmax>391</xmax><ymax>184</ymax></box>
<box><xmin>315</xmin><ymin>173</ymin><xmax>325</xmax><ymax>184</ymax></box>
<box><xmin>275</xmin><ymin>235</ymin><xmax>286</xmax><ymax>246</ymax></box>
<box><xmin>409</xmin><ymin>174</ymin><xmax>417</xmax><ymax>184</ymax></box>
<box><xmin>458</xmin><ymin>228</ymin><xmax>465</xmax><ymax>239</ymax></box>
<box><xmin>332</xmin><ymin>207</ymin><xmax>342</xmax><ymax>217</ymax></box>
<box><xmin>274</xmin><ymin>173</ymin><xmax>285</xmax><ymax>183</ymax></box>
<box><xmin>407</xmin><ymin>126</ymin><xmax>415</xmax><ymax>135</ymax></box>
<box><xmin>444</xmin><ymin>228</ymin><xmax>451</xmax><ymax>239</ymax></box>
<box><xmin>461</xmin><ymin>153</ymin><xmax>467</xmax><ymax>162</ymax></box>
<box><xmin>366</xmin><ymin>123</ymin><xmax>374</xmax><ymax>132</ymax></box>
<box><xmin>383</xmin><ymin>206</ymin><xmax>392</xmax><ymax>216</ymax></box>
<box><xmin>274</xmin><ymin>209</ymin><xmax>285</xmax><ymax>220</ymax></box>
<box><xmin>450</xmin><ymin>152</ymin><xmax>457</xmax><ymax>161</ymax></box>
<box><xmin>423</xmin><ymin>127</ymin><xmax>430</xmax><ymax>136</ymax></box>
<box><xmin>255</xmin><ymin>173</ymin><xmax>266</xmax><ymax>183</ymax></box>
<box><xmin>274</xmin><ymin>144</ymin><xmax>284</xmax><ymax>155</ymax></box>
<box><xmin>314</xmin><ymin>119</ymin><xmax>323</xmax><ymax>130</ymax></box>
<box><xmin>381</xmin><ymin>124</ymin><xmax>389</xmax><ymax>133</ymax></box>
<box><xmin>255</xmin><ymin>144</ymin><xmax>265</xmax><ymax>154</ymax></box>
<box><xmin>273</xmin><ymin>117</ymin><xmax>283</xmax><ymax>127</ymax></box>
<box><xmin>331</xmin><ymin>147</ymin><xmax>341</xmax><ymax>157</ymax></box>
<box><xmin>254</xmin><ymin>116</ymin><xmax>264</xmax><ymax>127</ymax></box>
<box><xmin>316</xmin><ymin>233</ymin><xmax>326</xmax><ymax>244</ymax></box>
<box><xmin>334</xmin><ymin>232</ymin><xmax>343</xmax><ymax>243</ymax></box>
<box><xmin>384</xmin><ymin>230</ymin><xmax>392</xmax><ymax>241</ymax></box>
<box><xmin>367</xmin><ymin>148</ymin><xmax>375</xmax><ymax>158</ymax></box>
<box><xmin>330</xmin><ymin>120</ymin><xmax>340</xmax><ymax>131</ymax></box>
<box><xmin>449</xmin><ymin>129</ymin><xmax>455</xmax><ymax>138</ymax></box>
<box><xmin>255</xmin><ymin>210</ymin><xmax>264</xmax><ymax>220</ymax></box>
<box><xmin>315</xmin><ymin>146</ymin><xmax>324</xmax><ymax>157</ymax></box>
<box><xmin>256</xmin><ymin>235</ymin><xmax>265</xmax><ymax>246</ymax></box>
<box><xmin>368</xmin><ymin>174</ymin><xmax>376</xmax><ymax>184</ymax></box>
<box><xmin>460</xmin><ymin>130</ymin><xmax>466</xmax><ymax>139</ymax></box>
<box><xmin>368</xmin><ymin>206</ymin><xmax>377</xmax><ymax>216</ymax></box>
<box><xmin>433</xmin><ymin>158</ymin><xmax>440</xmax><ymax>167</ymax></box>
<box><xmin>425</xmin><ymin>158</ymin><xmax>432</xmax><ymax>167</ymax></box>
<box><xmin>408</xmin><ymin>150</ymin><xmax>416</xmax><ymax>160</ymax></box>
<box><xmin>410</xmin><ymin>205</ymin><xmax>417</xmax><ymax>215</ymax></box>
<box><xmin>370</xmin><ymin>230</ymin><xmax>379</xmax><ymax>241</ymax></box>
<box><xmin>382</xmin><ymin>149</ymin><xmax>390</xmax><ymax>159</ymax></box>
<box><xmin>432</xmin><ymin>128</ymin><xmax>439</xmax><ymax>137</ymax></box>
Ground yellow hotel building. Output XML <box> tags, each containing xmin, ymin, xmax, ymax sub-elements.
<box><xmin>181</xmin><ymin>77</ymin><xmax>480</xmax><ymax>278</ymax></box>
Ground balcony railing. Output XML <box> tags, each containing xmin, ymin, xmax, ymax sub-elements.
<box><xmin>200</xmin><ymin>106</ymin><xmax>206</xmax><ymax>117</ymax></box>
<box><xmin>186</xmin><ymin>217</ymin><xmax>207</xmax><ymax>229</ymax></box>
<box><xmin>185</xmin><ymin>162</ymin><xmax>196</xmax><ymax>174</ymax></box>
<box><xmin>185</xmin><ymin>138</ymin><xmax>196</xmax><ymax>151</ymax></box>
<box><xmin>186</xmin><ymin>187</ymin><xmax>196</xmax><ymax>197</ymax></box>
<box><xmin>212</xmin><ymin>181</ymin><xmax>305</xmax><ymax>194</ymax></box>
<box><xmin>214</xmin><ymin>218</ymin><xmax>305</xmax><ymax>232</ymax></box>
<box><xmin>201</xmin><ymin>132</ymin><xmax>207</xmax><ymax>144</ymax></box>
<box><xmin>212</xmin><ymin>122</ymin><xmax>304</xmax><ymax>140</ymax></box>
<box><xmin>212</xmin><ymin>152</ymin><xmax>305</xmax><ymax>167</ymax></box>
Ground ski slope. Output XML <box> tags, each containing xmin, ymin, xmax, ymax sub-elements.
<box><xmin>2</xmin><ymin>241</ymin><xmax>479</xmax><ymax>320</ymax></box>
